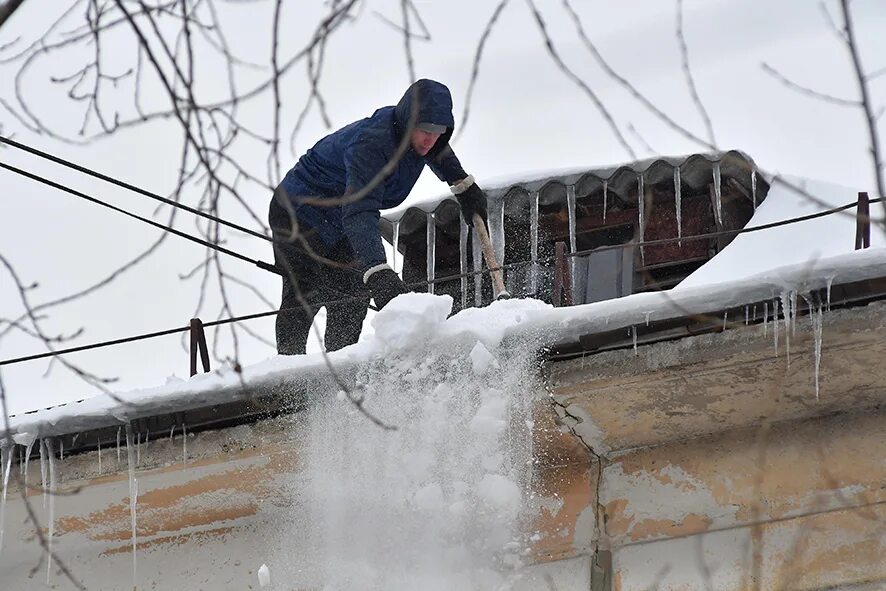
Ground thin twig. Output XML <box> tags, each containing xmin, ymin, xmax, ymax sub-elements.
<box><xmin>457</xmin><ymin>0</ymin><xmax>510</xmax><ymax>142</ymax></box>
<box><xmin>675</xmin><ymin>0</ymin><xmax>716</xmax><ymax>146</ymax></box>
<box><xmin>839</xmin><ymin>0</ymin><xmax>886</xmax><ymax>216</ymax></box>
<box><xmin>524</xmin><ymin>0</ymin><xmax>636</xmax><ymax>159</ymax></box>
<box><xmin>761</xmin><ymin>62</ymin><xmax>858</xmax><ymax>107</ymax></box>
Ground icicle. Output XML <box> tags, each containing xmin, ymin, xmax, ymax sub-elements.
<box><xmin>169</xmin><ymin>425</ymin><xmax>176</xmax><ymax>442</ymax></box>
<box><xmin>565</xmin><ymin>185</ymin><xmax>579</xmax><ymax>303</ymax></box>
<box><xmin>45</xmin><ymin>438</ymin><xmax>56</xmax><ymax>584</ymax></box>
<box><xmin>59</xmin><ymin>440</ymin><xmax>63</xmax><ymax>461</ymax></box>
<box><xmin>23</xmin><ymin>440</ymin><xmax>35</xmax><ymax>486</ymax></box>
<box><xmin>773</xmin><ymin>299</ymin><xmax>780</xmax><ymax>357</ymax></box>
<box><xmin>566</xmin><ymin>185</ymin><xmax>577</xmax><ymax>254</ymax></box>
<box><xmin>182</xmin><ymin>423</ymin><xmax>188</xmax><ymax>465</ymax></box>
<box><xmin>763</xmin><ymin>302</ymin><xmax>769</xmax><ymax>337</ymax></box>
<box><xmin>39</xmin><ymin>439</ymin><xmax>47</xmax><ymax>510</ymax></box>
<box><xmin>644</xmin><ymin>311</ymin><xmax>652</xmax><ymax>326</ymax></box>
<box><xmin>426</xmin><ymin>212</ymin><xmax>436</xmax><ymax>295</ymax></box>
<box><xmin>712</xmin><ymin>162</ymin><xmax>723</xmax><ymax>225</ymax></box>
<box><xmin>530</xmin><ymin>191</ymin><xmax>540</xmax><ymax>295</ymax></box>
<box><xmin>471</xmin><ymin>229</ymin><xmax>483</xmax><ymax>307</ymax></box>
<box><xmin>826</xmin><ymin>277</ymin><xmax>834</xmax><ymax>311</ymax></box>
<box><xmin>0</xmin><ymin>444</ymin><xmax>13</xmax><ymax>555</ymax></box>
<box><xmin>98</xmin><ymin>441</ymin><xmax>102</xmax><ymax>476</ymax></box>
<box><xmin>136</xmin><ymin>432</ymin><xmax>141</xmax><ymax>467</ymax></box>
<box><xmin>812</xmin><ymin>301</ymin><xmax>824</xmax><ymax>400</ymax></box>
<box><xmin>780</xmin><ymin>292</ymin><xmax>792</xmax><ymax>366</ymax></box>
<box><xmin>489</xmin><ymin>198</ymin><xmax>506</xmax><ymax>280</ymax></box>
<box><xmin>723</xmin><ymin>311</ymin><xmax>728</xmax><ymax>331</ymax></box>
<box><xmin>631</xmin><ymin>326</ymin><xmax>638</xmax><ymax>355</ymax></box>
<box><xmin>602</xmin><ymin>180</ymin><xmax>608</xmax><ymax>223</ymax></box>
<box><xmin>674</xmin><ymin>167</ymin><xmax>682</xmax><ymax>245</ymax></box>
<box><xmin>745</xmin><ymin>306</ymin><xmax>749</xmax><ymax>325</ymax></box>
<box><xmin>637</xmin><ymin>174</ymin><xmax>646</xmax><ymax>264</ymax></box>
<box><xmin>116</xmin><ymin>427</ymin><xmax>121</xmax><ymax>465</ymax></box>
<box><xmin>459</xmin><ymin>218</ymin><xmax>469</xmax><ymax>309</ymax></box>
<box><xmin>790</xmin><ymin>291</ymin><xmax>799</xmax><ymax>336</ymax></box>
<box><xmin>392</xmin><ymin>221</ymin><xmax>401</xmax><ymax>274</ymax></box>
<box><xmin>125</xmin><ymin>424</ymin><xmax>138</xmax><ymax>589</ymax></box>
<box><xmin>751</xmin><ymin>169</ymin><xmax>758</xmax><ymax>211</ymax></box>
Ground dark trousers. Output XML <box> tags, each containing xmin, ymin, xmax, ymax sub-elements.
<box><xmin>269</xmin><ymin>188</ymin><xmax>370</xmax><ymax>355</ymax></box>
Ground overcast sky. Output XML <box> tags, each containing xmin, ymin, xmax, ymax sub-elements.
<box><xmin>1</xmin><ymin>0</ymin><xmax>884</xmax><ymax>415</ymax></box>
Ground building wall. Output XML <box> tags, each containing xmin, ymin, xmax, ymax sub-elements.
<box><xmin>550</xmin><ymin>299</ymin><xmax>886</xmax><ymax>590</ymax></box>
<box><xmin>0</xmin><ymin>406</ymin><xmax>596</xmax><ymax>590</ymax></box>
<box><xmin>6</xmin><ymin>300</ymin><xmax>886</xmax><ymax>590</ymax></box>
<box><xmin>605</xmin><ymin>410</ymin><xmax>886</xmax><ymax>590</ymax></box>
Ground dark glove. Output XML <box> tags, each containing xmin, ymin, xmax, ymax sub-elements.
<box><xmin>456</xmin><ymin>182</ymin><xmax>488</xmax><ymax>227</ymax></box>
<box><xmin>364</xmin><ymin>266</ymin><xmax>409</xmax><ymax>310</ymax></box>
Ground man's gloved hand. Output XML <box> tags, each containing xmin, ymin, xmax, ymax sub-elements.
<box><xmin>451</xmin><ymin>175</ymin><xmax>488</xmax><ymax>227</ymax></box>
<box><xmin>363</xmin><ymin>265</ymin><xmax>410</xmax><ymax>310</ymax></box>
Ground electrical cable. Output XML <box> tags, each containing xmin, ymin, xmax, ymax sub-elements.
<box><xmin>2</xmin><ymin>188</ymin><xmax>880</xmax><ymax>368</ymax></box>
<box><xmin>0</xmin><ymin>159</ymin><xmax>282</xmax><ymax>276</ymax></box>
<box><xmin>0</xmin><ymin>134</ymin><xmax>274</xmax><ymax>244</ymax></box>
<box><xmin>2</xmin><ymin>134</ymin><xmax>882</xmax><ymax>368</ymax></box>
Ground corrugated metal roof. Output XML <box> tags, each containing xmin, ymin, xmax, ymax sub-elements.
<box><xmin>381</xmin><ymin>149</ymin><xmax>767</xmax><ymax>240</ymax></box>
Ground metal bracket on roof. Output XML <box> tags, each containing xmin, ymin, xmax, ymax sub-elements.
<box><xmin>856</xmin><ymin>191</ymin><xmax>871</xmax><ymax>250</ymax></box>
<box><xmin>189</xmin><ymin>318</ymin><xmax>210</xmax><ymax>377</ymax></box>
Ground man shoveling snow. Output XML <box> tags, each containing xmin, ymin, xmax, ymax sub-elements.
<box><xmin>268</xmin><ymin>79</ymin><xmax>490</xmax><ymax>355</ymax></box>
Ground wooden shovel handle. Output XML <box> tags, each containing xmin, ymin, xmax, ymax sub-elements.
<box><xmin>473</xmin><ymin>213</ymin><xmax>507</xmax><ymax>297</ymax></box>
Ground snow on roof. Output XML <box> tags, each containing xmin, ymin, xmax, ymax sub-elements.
<box><xmin>677</xmin><ymin>175</ymin><xmax>885</xmax><ymax>288</ymax></box>
<box><xmin>6</xmin><ymin>248</ymin><xmax>886</xmax><ymax>440</ymax></box>
<box><xmin>4</xmin><ymin>171</ymin><xmax>884</xmax><ymax>440</ymax></box>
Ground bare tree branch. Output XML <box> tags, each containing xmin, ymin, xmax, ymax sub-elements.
<box><xmin>457</xmin><ymin>0</ymin><xmax>510</xmax><ymax>142</ymax></box>
<box><xmin>762</xmin><ymin>62</ymin><xmax>859</xmax><ymax>107</ymax></box>
<box><xmin>675</xmin><ymin>0</ymin><xmax>716</xmax><ymax>147</ymax></box>
<box><xmin>524</xmin><ymin>0</ymin><xmax>636</xmax><ymax>159</ymax></box>
<box><xmin>560</xmin><ymin>0</ymin><xmax>715</xmax><ymax>151</ymax></box>
<box><xmin>839</xmin><ymin>0</ymin><xmax>886</xmax><ymax>209</ymax></box>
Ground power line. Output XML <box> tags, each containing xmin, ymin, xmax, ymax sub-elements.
<box><xmin>0</xmin><ymin>295</ymin><xmax>368</xmax><ymax>367</ymax></box>
<box><xmin>0</xmin><ymin>159</ymin><xmax>282</xmax><ymax>275</ymax></box>
<box><xmin>0</xmin><ymin>155</ymin><xmax>384</xmax><ymax>311</ymax></box>
<box><xmin>2</xmin><ymin>133</ymin><xmax>881</xmax><ymax>367</ymax></box>
<box><xmin>0</xmin><ymin>134</ymin><xmax>274</xmax><ymax>244</ymax></box>
<box><xmin>422</xmin><ymin>195</ymin><xmax>886</xmax><ymax>284</ymax></box>
<box><xmin>2</xmin><ymin>192</ymin><xmax>881</xmax><ymax>368</ymax></box>
<box><xmin>3</xmin><ymin>133</ymin><xmax>879</xmax><ymax>278</ymax></box>
<box><xmin>0</xmin><ymin>134</ymin><xmax>387</xmax><ymax>285</ymax></box>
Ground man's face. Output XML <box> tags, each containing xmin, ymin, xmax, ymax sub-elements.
<box><xmin>410</xmin><ymin>128</ymin><xmax>442</xmax><ymax>156</ymax></box>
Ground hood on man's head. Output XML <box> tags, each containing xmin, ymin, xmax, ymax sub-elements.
<box><xmin>394</xmin><ymin>79</ymin><xmax>455</xmax><ymax>133</ymax></box>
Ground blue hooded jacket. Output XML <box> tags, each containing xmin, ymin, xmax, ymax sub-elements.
<box><xmin>278</xmin><ymin>79</ymin><xmax>467</xmax><ymax>271</ymax></box>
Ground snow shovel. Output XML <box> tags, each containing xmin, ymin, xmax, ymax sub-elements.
<box><xmin>473</xmin><ymin>213</ymin><xmax>511</xmax><ymax>300</ymax></box>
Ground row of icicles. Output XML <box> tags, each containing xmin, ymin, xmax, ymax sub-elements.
<box><xmin>0</xmin><ymin>421</ymin><xmax>191</xmax><ymax>589</ymax></box>
<box><xmin>391</xmin><ymin>163</ymin><xmax>758</xmax><ymax>305</ymax></box>
<box><xmin>625</xmin><ymin>287</ymin><xmax>830</xmax><ymax>399</ymax></box>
